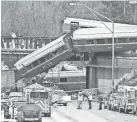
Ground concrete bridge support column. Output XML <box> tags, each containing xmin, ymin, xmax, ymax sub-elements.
<box><xmin>86</xmin><ymin>54</ymin><xmax>98</xmax><ymax>89</ymax></box>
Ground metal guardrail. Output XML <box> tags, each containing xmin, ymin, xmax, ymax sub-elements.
<box><xmin>1</xmin><ymin>36</ymin><xmax>57</xmax><ymax>50</ymax></box>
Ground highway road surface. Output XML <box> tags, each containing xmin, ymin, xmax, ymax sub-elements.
<box><xmin>42</xmin><ymin>101</ymin><xmax>137</xmax><ymax>122</ymax></box>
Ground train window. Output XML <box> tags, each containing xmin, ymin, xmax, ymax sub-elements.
<box><xmin>47</xmin><ymin>53</ymin><xmax>53</xmax><ymax>59</ymax></box>
<box><xmin>21</xmin><ymin>67</ymin><xmax>27</xmax><ymax>74</ymax></box>
<box><xmin>53</xmin><ymin>50</ymin><xmax>57</xmax><ymax>55</ymax></box>
<box><xmin>104</xmin><ymin>39</ymin><xmax>108</xmax><ymax>44</ymax></box>
<box><xmin>93</xmin><ymin>39</ymin><xmax>97</xmax><ymax>44</ymax></box>
<box><xmin>57</xmin><ymin>47</ymin><xmax>64</xmax><ymax>53</ymax></box>
<box><xmin>119</xmin><ymin>38</ymin><xmax>127</xmax><ymax>43</ymax></box>
<box><xmin>60</xmin><ymin>45</ymin><xmax>67</xmax><ymax>51</ymax></box>
<box><xmin>74</xmin><ymin>40</ymin><xmax>85</xmax><ymax>45</ymax></box>
<box><xmin>97</xmin><ymin>39</ymin><xmax>105</xmax><ymax>44</ymax></box>
<box><xmin>126</xmin><ymin>38</ymin><xmax>130</xmax><ymax>43</ymax></box>
<box><xmin>60</xmin><ymin>78</ymin><xmax>67</xmax><ymax>82</ymax></box>
<box><xmin>86</xmin><ymin>40</ymin><xmax>90</xmax><ymax>44</ymax></box>
<box><xmin>64</xmin><ymin>45</ymin><xmax>68</xmax><ymax>50</ymax></box>
<box><xmin>114</xmin><ymin>38</ymin><xmax>119</xmax><ymax>43</ymax></box>
<box><xmin>129</xmin><ymin>38</ymin><xmax>137</xmax><ymax>42</ymax></box>
<box><xmin>26</xmin><ymin>64</ymin><xmax>32</xmax><ymax>70</ymax></box>
<box><xmin>43</xmin><ymin>55</ymin><xmax>48</xmax><ymax>61</ymax></box>
<box><xmin>70</xmin><ymin>22</ymin><xmax>79</xmax><ymax>31</ymax></box>
<box><xmin>107</xmin><ymin>39</ymin><xmax>112</xmax><ymax>44</ymax></box>
<box><xmin>39</xmin><ymin>57</ymin><xmax>45</xmax><ymax>63</ymax></box>
<box><xmin>55</xmin><ymin>46</ymin><xmax>66</xmax><ymax>55</ymax></box>
<box><xmin>32</xmin><ymin>61</ymin><xmax>39</xmax><ymax>67</ymax></box>
<box><xmin>91</xmin><ymin>40</ymin><xmax>94</xmax><ymax>44</ymax></box>
<box><xmin>86</xmin><ymin>40</ymin><xmax>94</xmax><ymax>44</ymax></box>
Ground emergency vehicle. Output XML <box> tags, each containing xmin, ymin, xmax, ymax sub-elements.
<box><xmin>108</xmin><ymin>93</ymin><xmax>118</xmax><ymax>111</ymax></box>
<box><xmin>117</xmin><ymin>85</ymin><xmax>135</xmax><ymax>114</ymax></box>
<box><xmin>52</xmin><ymin>90</ymin><xmax>67</xmax><ymax>106</ymax></box>
<box><xmin>24</xmin><ymin>83</ymin><xmax>52</xmax><ymax>117</ymax></box>
<box><xmin>133</xmin><ymin>86</ymin><xmax>137</xmax><ymax>115</ymax></box>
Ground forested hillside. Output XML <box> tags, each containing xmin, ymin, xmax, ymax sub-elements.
<box><xmin>1</xmin><ymin>1</ymin><xmax>137</xmax><ymax>37</ymax></box>
<box><xmin>118</xmin><ymin>68</ymin><xmax>137</xmax><ymax>86</ymax></box>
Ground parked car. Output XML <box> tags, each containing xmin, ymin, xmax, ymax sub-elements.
<box><xmin>17</xmin><ymin>103</ymin><xmax>42</xmax><ymax>122</ymax></box>
<box><xmin>52</xmin><ymin>90</ymin><xmax>67</xmax><ymax>106</ymax></box>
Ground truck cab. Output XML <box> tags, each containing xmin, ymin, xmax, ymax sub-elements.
<box><xmin>117</xmin><ymin>85</ymin><xmax>135</xmax><ymax>114</ymax></box>
<box><xmin>24</xmin><ymin>83</ymin><xmax>52</xmax><ymax>117</ymax></box>
<box><xmin>133</xmin><ymin>86</ymin><xmax>137</xmax><ymax>115</ymax></box>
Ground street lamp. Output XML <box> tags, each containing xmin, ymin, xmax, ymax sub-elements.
<box><xmin>70</xmin><ymin>3</ymin><xmax>115</xmax><ymax>90</ymax></box>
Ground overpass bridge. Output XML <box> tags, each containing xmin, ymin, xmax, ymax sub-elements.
<box><xmin>1</xmin><ymin>18</ymin><xmax>137</xmax><ymax>89</ymax></box>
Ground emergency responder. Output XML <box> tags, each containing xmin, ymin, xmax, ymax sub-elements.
<box><xmin>88</xmin><ymin>92</ymin><xmax>93</xmax><ymax>109</ymax></box>
<box><xmin>98</xmin><ymin>96</ymin><xmax>103</xmax><ymax>110</ymax></box>
<box><xmin>9</xmin><ymin>101</ymin><xmax>16</xmax><ymax>119</ymax></box>
<box><xmin>77</xmin><ymin>92</ymin><xmax>83</xmax><ymax>109</ymax></box>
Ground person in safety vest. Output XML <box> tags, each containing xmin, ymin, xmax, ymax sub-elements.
<box><xmin>88</xmin><ymin>92</ymin><xmax>93</xmax><ymax>109</ymax></box>
<box><xmin>77</xmin><ymin>92</ymin><xmax>83</xmax><ymax>109</ymax></box>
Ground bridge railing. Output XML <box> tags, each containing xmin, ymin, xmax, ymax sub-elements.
<box><xmin>1</xmin><ymin>36</ymin><xmax>57</xmax><ymax>50</ymax></box>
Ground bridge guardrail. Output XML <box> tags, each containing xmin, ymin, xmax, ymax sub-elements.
<box><xmin>1</xmin><ymin>36</ymin><xmax>57</xmax><ymax>50</ymax></box>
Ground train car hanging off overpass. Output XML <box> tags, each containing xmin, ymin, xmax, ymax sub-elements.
<box><xmin>72</xmin><ymin>26</ymin><xmax>137</xmax><ymax>53</ymax></box>
<box><xmin>14</xmin><ymin>33</ymin><xmax>74</xmax><ymax>78</ymax></box>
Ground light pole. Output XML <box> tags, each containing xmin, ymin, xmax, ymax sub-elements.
<box><xmin>70</xmin><ymin>3</ymin><xmax>115</xmax><ymax>90</ymax></box>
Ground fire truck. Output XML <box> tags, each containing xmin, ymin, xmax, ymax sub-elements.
<box><xmin>117</xmin><ymin>85</ymin><xmax>135</xmax><ymax>114</ymax></box>
<box><xmin>24</xmin><ymin>83</ymin><xmax>52</xmax><ymax>117</ymax></box>
<box><xmin>133</xmin><ymin>86</ymin><xmax>137</xmax><ymax>115</ymax></box>
<box><xmin>108</xmin><ymin>93</ymin><xmax>118</xmax><ymax>111</ymax></box>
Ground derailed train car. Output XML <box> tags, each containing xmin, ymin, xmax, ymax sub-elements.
<box><xmin>14</xmin><ymin>33</ymin><xmax>74</xmax><ymax>78</ymax></box>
